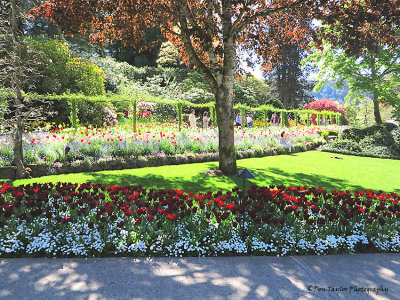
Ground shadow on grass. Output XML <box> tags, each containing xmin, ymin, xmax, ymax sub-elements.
<box><xmin>250</xmin><ymin>167</ymin><xmax>368</xmax><ymax>192</ymax></box>
<box><xmin>83</xmin><ymin>169</ymin><xmax>243</xmax><ymax>194</ymax></box>
<box><xmin>5</xmin><ymin>156</ymin><xmax>399</xmax><ymax>193</ymax></box>
<box><xmin>81</xmin><ymin>164</ymin><xmax>378</xmax><ymax>193</ymax></box>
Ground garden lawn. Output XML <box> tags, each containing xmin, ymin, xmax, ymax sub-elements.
<box><xmin>7</xmin><ymin>151</ymin><xmax>400</xmax><ymax>193</ymax></box>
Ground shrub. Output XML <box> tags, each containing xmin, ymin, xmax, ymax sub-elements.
<box><xmin>29</xmin><ymin>38</ymin><xmax>105</xmax><ymax>96</ymax></box>
<box><xmin>326</xmin><ymin>140</ymin><xmax>362</xmax><ymax>152</ymax></box>
<box><xmin>323</xmin><ymin>124</ymin><xmax>400</xmax><ymax>159</ymax></box>
<box><xmin>339</xmin><ymin>127</ymin><xmax>365</xmax><ymax>142</ymax></box>
<box><xmin>359</xmin><ymin>132</ymin><xmax>395</xmax><ymax>148</ymax></box>
<box><xmin>390</xmin><ymin>128</ymin><xmax>400</xmax><ymax>144</ymax></box>
<box><xmin>318</xmin><ymin>130</ymin><xmax>339</xmax><ymax>140</ymax></box>
<box><xmin>77</xmin><ymin>101</ymin><xmax>110</xmax><ymax>127</ymax></box>
<box><xmin>362</xmin><ymin>145</ymin><xmax>399</xmax><ymax>158</ymax></box>
<box><xmin>153</xmin><ymin>103</ymin><xmax>177</xmax><ymax>122</ymax></box>
<box><xmin>382</xmin><ymin>122</ymin><xmax>398</xmax><ymax>132</ymax></box>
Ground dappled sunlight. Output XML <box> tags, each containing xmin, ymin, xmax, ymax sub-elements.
<box><xmin>0</xmin><ymin>254</ymin><xmax>399</xmax><ymax>299</ymax></box>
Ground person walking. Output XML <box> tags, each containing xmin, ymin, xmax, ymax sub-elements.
<box><xmin>203</xmin><ymin>111</ymin><xmax>210</xmax><ymax>129</ymax></box>
<box><xmin>189</xmin><ymin>109</ymin><xmax>200</xmax><ymax>129</ymax></box>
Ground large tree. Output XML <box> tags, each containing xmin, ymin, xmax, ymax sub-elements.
<box><xmin>307</xmin><ymin>43</ymin><xmax>400</xmax><ymax>124</ymax></box>
<box><xmin>32</xmin><ymin>0</ymin><xmax>400</xmax><ymax>175</ymax></box>
<box><xmin>0</xmin><ymin>0</ymin><xmax>55</xmax><ymax>179</ymax></box>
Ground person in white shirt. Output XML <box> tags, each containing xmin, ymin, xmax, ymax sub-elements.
<box><xmin>189</xmin><ymin>109</ymin><xmax>200</xmax><ymax>129</ymax></box>
<box><xmin>246</xmin><ymin>115</ymin><xmax>253</xmax><ymax>127</ymax></box>
<box><xmin>280</xmin><ymin>131</ymin><xmax>292</xmax><ymax>153</ymax></box>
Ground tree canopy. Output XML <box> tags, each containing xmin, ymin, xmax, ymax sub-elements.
<box><xmin>31</xmin><ymin>0</ymin><xmax>400</xmax><ymax>174</ymax></box>
<box><xmin>307</xmin><ymin>42</ymin><xmax>400</xmax><ymax>124</ymax></box>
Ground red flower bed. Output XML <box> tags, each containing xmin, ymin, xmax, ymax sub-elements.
<box><xmin>1</xmin><ymin>182</ymin><xmax>399</xmax><ymax>228</ymax></box>
<box><xmin>1</xmin><ymin>181</ymin><xmax>399</xmax><ymax>257</ymax></box>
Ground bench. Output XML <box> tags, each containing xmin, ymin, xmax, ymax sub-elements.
<box><xmin>327</xmin><ymin>135</ymin><xmax>337</xmax><ymax>142</ymax></box>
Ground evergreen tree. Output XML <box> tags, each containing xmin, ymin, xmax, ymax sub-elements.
<box><xmin>266</xmin><ymin>44</ymin><xmax>314</xmax><ymax>109</ymax></box>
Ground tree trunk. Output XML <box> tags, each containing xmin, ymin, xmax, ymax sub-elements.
<box><xmin>212</xmin><ymin>0</ymin><xmax>237</xmax><ymax>176</ymax></box>
<box><xmin>13</xmin><ymin>122</ymin><xmax>29</xmax><ymax>179</ymax></box>
<box><xmin>215</xmin><ymin>84</ymin><xmax>237</xmax><ymax>175</ymax></box>
<box><xmin>372</xmin><ymin>92</ymin><xmax>382</xmax><ymax>125</ymax></box>
<box><xmin>10</xmin><ymin>0</ymin><xmax>29</xmax><ymax>179</ymax></box>
<box><xmin>370</xmin><ymin>55</ymin><xmax>382</xmax><ymax>125</ymax></box>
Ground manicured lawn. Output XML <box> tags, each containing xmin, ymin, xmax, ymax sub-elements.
<box><xmin>7</xmin><ymin>151</ymin><xmax>400</xmax><ymax>193</ymax></box>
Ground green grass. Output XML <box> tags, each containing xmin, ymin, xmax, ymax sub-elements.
<box><xmin>5</xmin><ymin>151</ymin><xmax>400</xmax><ymax>193</ymax></box>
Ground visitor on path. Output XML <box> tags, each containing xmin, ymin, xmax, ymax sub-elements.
<box><xmin>246</xmin><ymin>115</ymin><xmax>253</xmax><ymax>128</ymax></box>
<box><xmin>203</xmin><ymin>111</ymin><xmax>210</xmax><ymax>129</ymax></box>
<box><xmin>189</xmin><ymin>109</ymin><xmax>200</xmax><ymax>129</ymax></box>
<box><xmin>235</xmin><ymin>113</ymin><xmax>242</xmax><ymax>126</ymax></box>
<box><xmin>280</xmin><ymin>131</ymin><xmax>292</xmax><ymax>153</ymax></box>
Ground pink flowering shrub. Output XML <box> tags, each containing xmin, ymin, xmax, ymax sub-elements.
<box><xmin>305</xmin><ymin>98</ymin><xmax>346</xmax><ymax>114</ymax></box>
<box><xmin>103</xmin><ymin>106</ymin><xmax>118</xmax><ymax>126</ymax></box>
<box><xmin>305</xmin><ymin>98</ymin><xmax>347</xmax><ymax>124</ymax></box>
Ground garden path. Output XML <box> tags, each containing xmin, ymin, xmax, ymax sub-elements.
<box><xmin>0</xmin><ymin>254</ymin><xmax>399</xmax><ymax>299</ymax></box>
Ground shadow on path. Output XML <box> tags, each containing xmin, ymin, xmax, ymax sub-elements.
<box><xmin>0</xmin><ymin>254</ymin><xmax>399</xmax><ymax>299</ymax></box>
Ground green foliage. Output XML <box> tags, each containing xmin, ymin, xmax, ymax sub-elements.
<box><xmin>324</xmin><ymin>139</ymin><xmax>362</xmax><ymax>152</ymax></box>
<box><xmin>77</xmin><ymin>100</ymin><xmax>111</xmax><ymax>127</ymax></box>
<box><xmin>391</xmin><ymin>128</ymin><xmax>400</xmax><ymax>152</ymax></box>
<box><xmin>66</xmin><ymin>57</ymin><xmax>105</xmax><ymax>96</ymax></box>
<box><xmin>340</xmin><ymin>127</ymin><xmax>365</xmax><ymax>142</ymax></box>
<box><xmin>382</xmin><ymin>122</ymin><xmax>398</xmax><ymax>132</ymax></box>
<box><xmin>324</xmin><ymin>124</ymin><xmax>400</xmax><ymax>159</ymax></box>
<box><xmin>306</xmin><ymin>42</ymin><xmax>400</xmax><ymax>124</ymax></box>
<box><xmin>234</xmin><ymin>75</ymin><xmax>281</xmax><ymax>108</ymax></box>
<box><xmin>29</xmin><ymin>38</ymin><xmax>105</xmax><ymax>96</ymax></box>
<box><xmin>343</xmin><ymin>103</ymin><xmax>357</xmax><ymax>125</ymax></box>
<box><xmin>156</xmin><ymin>41</ymin><xmax>180</xmax><ymax>68</ymax></box>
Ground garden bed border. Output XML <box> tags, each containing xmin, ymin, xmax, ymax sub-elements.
<box><xmin>0</xmin><ymin>142</ymin><xmax>322</xmax><ymax>180</ymax></box>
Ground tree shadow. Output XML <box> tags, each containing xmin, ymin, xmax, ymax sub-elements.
<box><xmin>80</xmin><ymin>167</ymin><xmax>244</xmax><ymax>193</ymax></box>
<box><xmin>5</xmin><ymin>154</ymin><xmax>399</xmax><ymax>193</ymax></box>
<box><xmin>249</xmin><ymin>167</ymin><xmax>368</xmax><ymax>192</ymax></box>
<box><xmin>76</xmin><ymin>164</ymin><xmax>377</xmax><ymax>194</ymax></box>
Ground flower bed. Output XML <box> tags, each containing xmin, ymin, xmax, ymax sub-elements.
<box><xmin>0</xmin><ymin>141</ymin><xmax>322</xmax><ymax>179</ymax></box>
<box><xmin>0</xmin><ymin>125</ymin><xmax>332</xmax><ymax>168</ymax></box>
<box><xmin>0</xmin><ymin>182</ymin><xmax>399</xmax><ymax>257</ymax></box>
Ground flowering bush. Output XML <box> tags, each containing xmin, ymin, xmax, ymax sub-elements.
<box><xmin>305</xmin><ymin>98</ymin><xmax>347</xmax><ymax>124</ymax></box>
<box><xmin>103</xmin><ymin>106</ymin><xmax>118</xmax><ymax>127</ymax></box>
<box><xmin>305</xmin><ymin>98</ymin><xmax>346</xmax><ymax>115</ymax></box>
<box><xmin>0</xmin><ymin>182</ymin><xmax>399</xmax><ymax>257</ymax></box>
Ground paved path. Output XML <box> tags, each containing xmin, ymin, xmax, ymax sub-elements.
<box><xmin>0</xmin><ymin>254</ymin><xmax>399</xmax><ymax>300</ymax></box>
